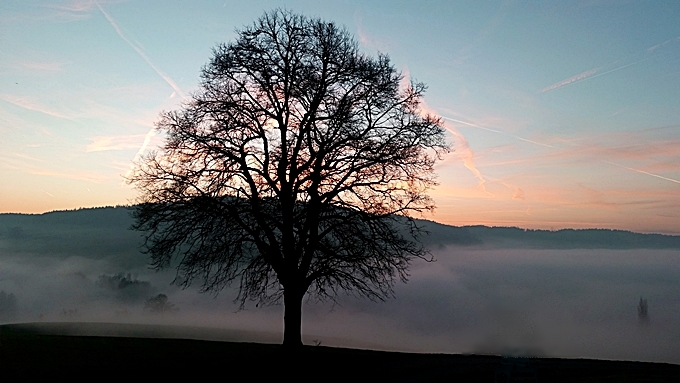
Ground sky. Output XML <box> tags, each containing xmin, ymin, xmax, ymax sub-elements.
<box><xmin>1</xmin><ymin>0</ymin><xmax>679</xmax><ymax>234</ymax></box>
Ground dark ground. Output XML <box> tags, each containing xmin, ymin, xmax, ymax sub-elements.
<box><xmin>1</xmin><ymin>323</ymin><xmax>679</xmax><ymax>382</ymax></box>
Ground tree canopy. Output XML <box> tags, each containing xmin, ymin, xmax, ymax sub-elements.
<box><xmin>129</xmin><ymin>9</ymin><xmax>448</xmax><ymax>346</ymax></box>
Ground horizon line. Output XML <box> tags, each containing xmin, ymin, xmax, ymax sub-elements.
<box><xmin>2</xmin><ymin>204</ymin><xmax>679</xmax><ymax>236</ymax></box>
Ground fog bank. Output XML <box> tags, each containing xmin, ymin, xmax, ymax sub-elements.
<box><xmin>1</xmin><ymin>208</ymin><xmax>679</xmax><ymax>363</ymax></box>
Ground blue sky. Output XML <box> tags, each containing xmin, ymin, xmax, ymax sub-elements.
<box><xmin>1</xmin><ymin>0</ymin><xmax>679</xmax><ymax>233</ymax></box>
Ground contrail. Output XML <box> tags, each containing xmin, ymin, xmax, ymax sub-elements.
<box><xmin>540</xmin><ymin>68</ymin><xmax>599</xmax><ymax>93</ymax></box>
<box><xmin>416</xmin><ymin>101</ymin><xmax>492</xmax><ymax>195</ymax></box>
<box><xmin>436</xmin><ymin>118</ymin><xmax>492</xmax><ymax>195</ymax></box>
<box><xmin>603</xmin><ymin>161</ymin><xmax>680</xmax><ymax>184</ymax></box>
<box><xmin>121</xmin><ymin>129</ymin><xmax>157</xmax><ymax>186</ymax></box>
<box><xmin>95</xmin><ymin>1</ymin><xmax>187</xmax><ymax>99</ymax></box>
<box><xmin>442</xmin><ymin>116</ymin><xmax>553</xmax><ymax>148</ymax></box>
<box><xmin>94</xmin><ymin>1</ymin><xmax>185</xmax><ymax>186</ymax></box>
<box><xmin>541</xmin><ymin>61</ymin><xmax>643</xmax><ymax>93</ymax></box>
<box><xmin>441</xmin><ymin>116</ymin><xmax>680</xmax><ymax>186</ymax></box>
<box><xmin>574</xmin><ymin>61</ymin><xmax>642</xmax><ymax>83</ymax></box>
<box><xmin>540</xmin><ymin>35</ymin><xmax>679</xmax><ymax>94</ymax></box>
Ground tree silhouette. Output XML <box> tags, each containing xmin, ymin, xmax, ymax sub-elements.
<box><xmin>129</xmin><ymin>9</ymin><xmax>448</xmax><ymax>347</ymax></box>
<box><xmin>638</xmin><ymin>297</ymin><xmax>649</xmax><ymax>323</ymax></box>
<box><xmin>144</xmin><ymin>294</ymin><xmax>178</xmax><ymax>314</ymax></box>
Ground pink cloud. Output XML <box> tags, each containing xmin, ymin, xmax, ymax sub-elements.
<box><xmin>24</xmin><ymin>168</ymin><xmax>108</xmax><ymax>183</ymax></box>
<box><xmin>86</xmin><ymin>134</ymin><xmax>148</xmax><ymax>152</ymax></box>
<box><xmin>417</xmin><ymin>103</ymin><xmax>491</xmax><ymax>196</ymax></box>
<box><xmin>353</xmin><ymin>12</ymin><xmax>390</xmax><ymax>52</ymax></box>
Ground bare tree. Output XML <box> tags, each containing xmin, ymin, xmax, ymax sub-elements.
<box><xmin>129</xmin><ymin>9</ymin><xmax>448</xmax><ymax>347</ymax></box>
<box><xmin>144</xmin><ymin>294</ymin><xmax>178</xmax><ymax>314</ymax></box>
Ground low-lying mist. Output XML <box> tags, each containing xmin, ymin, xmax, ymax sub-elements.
<box><xmin>1</xmin><ymin>209</ymin><xmax>679</xmax><ymax>364</ymax></box>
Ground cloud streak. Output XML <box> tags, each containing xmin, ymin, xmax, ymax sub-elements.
<box><xmin>121</xmin><ymin>129</ymin><xmax>156</xmax><ymax>186</ymax></box>
<box><xmin>20</xmin><ymin>62</ymin><xmax>65</xmax><ymax>72</ymax></box>
<box><xmin>604</xmin><ymin>161</ymin><xmax>680</xmax><ymax>185</ymax></box>
<box><xmin>87</xmin><ymin>134</ymin><xmax>148</xmax><ymax>152</ymax></box>
<box><xmin>540</xmin><ymin>36</ymin><xmax>680</xmax><ymax>94</ymax></box>
<box><xmin>94</xmin><ymin>1</ymin><xmax>180</xmax><ymax>186</ymax></box>
<box><xmin>0</xmin><ymin>95</ymin><xmax>72</xmax><ymax>120</ymax></box>
<box><xmin>29</xmin><ymin>169</ymin><xmax>108</xmax><ymax>183</ymax></box>
<box><xmin>540</xmin><ymin>61</ymin><xmax>646</xmax><ymax>94</ymax></box>
<box><xmin>540</xmin><ymin>68</ymin><xmax>598</xmax><ymax>93</ymax></box>
<box><xmin>440</xmin><ymin>115</ymin><xmax>680</xmax><ymax>187</ymax></box>
<box><xmin>416</xmin><ymin>103</ymin><xmax>491</xmax><ymax>195</ymax></box>
<box><xmin>442</xmin><ymin>116</ymin><xmax>553</xmax><ymax>148</ymax></box>
<box><xmin>445</xmin><ymin>125</ymin><xmax>491</xmax><ymax>194</ymax></box>
<box><xmin>94</xmin><ymin>1</ymin><xmax>187</xmax><ymax>100</ymax></box>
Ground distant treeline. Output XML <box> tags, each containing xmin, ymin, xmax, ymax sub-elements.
<box><xmin>418</xmin><ymin>221</ymin><xmax>680</xmax><ymax>249</ymax></box>
<box><xmin>1</xmin><ymin>206</ymin><xmax>680</xmax><ymax>252</ymax></box>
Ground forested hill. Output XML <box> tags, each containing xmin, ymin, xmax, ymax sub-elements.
<box><xmin>1</xmin><ymin>207</ymin><xmax>680</xmax><ymax>255</ymax></box>
<box><xmin>417</xmin><ymin>220</ymin><xmax>680</xmax><ymax>249</ymax></box>
<box><xmin>0</xmin><ymin>206</ymin><xmax>145</xmax><ymax>267</ymax></box>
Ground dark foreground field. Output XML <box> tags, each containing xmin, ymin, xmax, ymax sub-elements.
<box><xmin>2</xmin><ymin>323</ymin><xmax>679</xmax><ymax>382</ymax></box>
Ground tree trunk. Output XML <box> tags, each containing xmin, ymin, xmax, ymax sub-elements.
<box><xmin>282</xmin><ymin>287</ymin><xmax>303</xmax><ymax>348</ymax></box>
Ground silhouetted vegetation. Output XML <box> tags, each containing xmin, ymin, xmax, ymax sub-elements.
<box><xmin>416</xmin><ymin>221</ymin><xmax>680</xmax><ymax>249</ymax></box>
<box><xmin>638</xmin><ymin>297</ymin><xmax>649</xmax><ymax>323</ymax></box>
<box><xmin>128</xmin><ymin>9</ymin><xmax>448</xmax><ymax>347</ymax></box>
<box><xmin>96</xmin><ymin>273</ymin><xmax>154</xmax><ymax>302</ymax></box>
<box><xmin>144</xmin><ymin>294</ymin><xmax>177</xmax><ymax>314</ymax></box>
<box><xmin>1</xmin><ymin>207</ymin><xmax>679</xmax><ymax>263</ymax></box>
<box><xmin>0</xmin><ymin>206</ymin><xmax>146</xmax><ymax>268</ymax></box>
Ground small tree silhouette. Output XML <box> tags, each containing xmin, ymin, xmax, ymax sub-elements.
<box><xmin>144</xmin><ymin>294</ymin><xmax>178</xmax><ymax>314</ymax></box>
<box><xmin>638</xmin><ymin>297</ymin><xmax>649</xmax><ymax>323</ymax></box>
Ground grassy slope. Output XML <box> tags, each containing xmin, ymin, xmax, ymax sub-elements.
<box><xmin>2</xmin><ymin>323</ymin><xmax>679</xmax><ymax>382</ymax></box>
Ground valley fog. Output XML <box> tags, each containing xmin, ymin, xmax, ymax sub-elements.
<box><xmin>1</xmin><ymin>241</ymin><xmax>678</xmax><ymax>364</ymax></box>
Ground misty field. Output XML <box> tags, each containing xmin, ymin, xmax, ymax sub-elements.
<box><xmin>1</xmin><ymin>208</ymin><xmax>680</xmax><ymax>366</ymax></box>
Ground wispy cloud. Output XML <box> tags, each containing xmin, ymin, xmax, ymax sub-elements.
<box><xmin>416</xmin><ymin>102</ymin><xmax>491</xmax><ymax>195</ymax></box>
<box><xmin>507</xmin><ymin>139</ymin><xmax>680</xmax><ymax>186</ymax></box>
<box><xmin>551</xmin><ymin>133</ymin><xmax>680</xmax><ymax>184</ymax></box>
<box><xmin>445</xmin><ymin>125</ymin><xmax>491</xmax><ymax>195</ymax></box>
<box><xmin>22</xmin><ymin>168</ymin><xmax>108</xmax><ymax>183</ymax></box>
<box><xmin>36</xmin><ymin>0</ymin><xmax>113</xmax><ymax>23</ymax></box>
<box><xmin>95</xmin><ymin>1</ymin><xmax>186</xmax><ymax>99</ymax></box>
<box><xmin>0</xmin><ymin>94</ymin><xmax>72</xmax><ymax>120</ymax></box>
<box><xmin>498</xmin><ymin>179</ymin><xmax>526</xmax><ymax>201</ymax></box>
<box><xmin>86</xmin><ymin>134</ymin><xmax>148</xmax><ymax>152</ymax></box>
<box><xmin>440</xmin><ymin>114</ymin><xmax>680</xmax><ymax>186</ymax></box>
<box><xmin>353</xmin><ymin>11</ymin><xmax>389</xmax><ymax>52</ymax></box>
<box><xmin>43</xmin><ymin>0</ymin><xmax>126</xmax><ymax>14</ymax></box>
<box><xmin>49</xmin><ymin>0</ymin><xmax>97</xmax><ymax>12</ymax></box>
<box><xmin>20</xmin><ymin>61</ymin><xmax>65</xmax><ymax>72</ymax></box>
